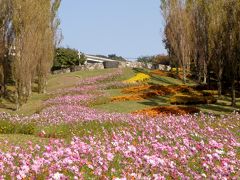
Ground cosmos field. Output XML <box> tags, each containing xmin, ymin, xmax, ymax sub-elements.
<box><xmin>0</xmin><ymin>70</ymin><xmax>239</xmax><ymax>179</ymax></box>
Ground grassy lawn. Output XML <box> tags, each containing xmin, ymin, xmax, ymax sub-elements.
<box><xmin>94</xmin><ymin>68</ymin><xmax>240</xmax><ymax>114</ymax></box>
<box><xmin>1</xmin><ymin>67</ymin><xmax>238</xmax><ymax>116</ymax></box>
<box><xmin>95</xmin><ymin>96</ymin><xmax>171</xmax><ymax>113</ymax></box>
<box><xmin>0</xmin><ymin>67</ymin><xmax>239</xmax><ymax>144</ymax></box>
<box><xmin>0</xmin><ymin>68</ymin><xmax>125</xmax><ymax>115</ymax></box>
<box><xmin>47</xmin><ymin>68</ymin><xmax>116</xmax><ymax>92</ymax></box>
<box><xmin>0</xmin><ymin>134</ymin><xmax>50</xmax><ymax>151</ymax></box>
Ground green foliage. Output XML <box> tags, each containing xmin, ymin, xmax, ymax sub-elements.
<box><xmin>0</xmin><ymin>120</ymin><xmax>36</xmax><ymax>135</ymax></box>
<box><xmin>170</xmin><ymin>94</ymin><xmax>217</xmax><ymax>105</ymax></box>
<box><xmin>34</xmin><ymin>121</ymin><xmax>128</xmax><ymax>139</ymax></box>
<box><xmin>137</xmin><ymin>55</ymin><xmax>170</xmax><ymax>65</ymax></box>
<box><xmin>137</xmin><ymin>56</ymin><xmax>155</xmax><ymax>63</ymax></box>
<box><xmin>17</xmin><ymin>123</ymin><xmax>35</xmax><ymax>135</ymax></box>
<box><xmin>52</xmin><ymin>47</ymin><xmax>85</xmax><ymax>70</ymax></box>
<box><xmin>108</xmin><ymin>54</ymin><xmax>126</xmax><ymax>61</ymax></box>
<box><xmin>153</xmin><ymin>55</ymin><xmax>170</xmax><ymax>65</ymax></box>
<box><xmin>0</xmin><ymin>120</ymin><xmax>16</xmax><ymax>134</ymax></box>
<box><xmin>202</xmin><ymin>90</ymin><xmax>218</xmax><ymax>96</ymax></box>
<box><xmin>95</xmin><ymin>54</ymin><xmax>126</xmax><ymax>61</ymax></box>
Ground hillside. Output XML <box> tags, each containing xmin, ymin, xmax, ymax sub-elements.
<box><xmin>0</xmin><ymin>68</ymin><xmax>239</xmax><ymax>179</ymax></box>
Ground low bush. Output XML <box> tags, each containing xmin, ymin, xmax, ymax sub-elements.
<box><xmin>52</xmin><ymin>47</ymin><xmax>85</xmax><ymax>71</ymax></box>
<box><xmin>0</xmin><ymin>120</ymin><xmax>36</xmax><ymax>135</ymax></box>
<box><xmin>202</xmin><ymin>90</ymin><xmax>218</xmax><ymax>96</ymax></box>
<box><xmin>35</xmin><ymin>124</ymin><xmax>72</xmax><ymax>138</ymax></box>
<box><xmin>170</xmin><ymin>94</ymin><xmax>217</xmax><ymax>105</ymax></box>
<box><xmin>0</xmin><ymin>120</ymin><xmax>16</xmax><ymax>134</ymax></box>
<box><xmin>17</xmin><ymin>123</ymin><xmax>36</xmax><ymax>135</ymax></box>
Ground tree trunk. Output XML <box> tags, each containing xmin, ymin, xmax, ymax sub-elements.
<box><xmin>176</xmin><ymin>64</ymin><xmax>179</xmax><ymax>76</ymax></box>
<box><xmin>182</xmin><ymin>65</ymin><xmax>187</xmax><ymax>84</ymax></box>
<box><xmin>217</xmin><ymin>65</ymin><xmax>223</xmax><ymax>99</ymax></box>
<box><xmin>217</xmin><ymin>80</ymin><xmax>222</xmax><ymax>98</ymax></box>
<box><xmin>198</xmin><ymin>73</ymin><xmax>202</xmax><ymax>84</ymax></box>
<box><xmin>207</xmin><ymin>68</ymin><xmax>211</xmax><ymax>90</ymax></box>
<box><xmin>231</xmin><ymin>81</ymin><xmax>236</xmax><ymax>107</ymax></box>
<box><xmin>27</xmin><ymin>79</ymin><xmax>32</xmax><ymax>96</ymax></box>
<box><xmin>15</xmin><ymin>87</ymin><xmax>19</xmax><ymax>111</ymax></box>
<box><xmin>38</xmin><ymin>75</ymin><xmax>46</xmax><ymax>94</ymax></box>
<box><xmin>203</xmin><ymin>61</ymin><xmax>207</xmax><ymax>84</ymax></box>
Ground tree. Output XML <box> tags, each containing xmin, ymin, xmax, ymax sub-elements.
<box><xmin>223</xmin><ymin>0</ymin><xmax>240</xmax><ymax>106</ymax></box>
<box><xmin>0</xmin><ymin>0</ymin><xmax>13</xmax><ymax>96</ymax></box>
<box><xmin>10</xmin><ymin>0</ymin><xmax>61</xmax><ymax>108</ymax></box>
<box><xmin>190</xmin><ymin>0</ymin><xmax>210</xmax><ymax>84</ymax></box>
<box><xmin>161</xmin><ymin>0</ymin><xmax>240</xmax><ymax>106</ymax></box>
<box><xmin>53</xmin><ymin>47</ymin><xmax>82</xmax><ymax>70</ymax></box>
<box><xmin>161</xmin><ymin>0</ymin><xmax>193</xmax><ymax>84</ymax></box>
<box><xmin>108</xmin><ymin>54</ymin><xmax>126</xmax><ymax>61</ymax></box>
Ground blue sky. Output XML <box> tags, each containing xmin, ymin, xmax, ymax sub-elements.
<box><xmin>58</xmin><ymin>0</ymin><xmax>166</xmax><ymax>59</ymax></box>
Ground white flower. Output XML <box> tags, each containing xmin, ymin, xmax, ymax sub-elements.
<box><xmin>216</xmin><ymin>149</ymin><xmax>224</xmax><ymax>155</ymax></box>
<box><xmin>53</xmin><ymin>172</ymin><xmax>64</xmax><ymax>180</ymax></box>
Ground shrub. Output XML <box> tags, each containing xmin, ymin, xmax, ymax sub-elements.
<box><xmin>0</xmin><ymin>120</ymin><xmax>36</xmax><ymax>135</ymax></box>
<box><xmin>0</xmin><ymin>120</ymin><xmax>16</xmax><ymax>134</ymax></box>
<box><xmin>202</xmin><ymin>90</ymin><xmax>218</xmax><ymax>96</ymax></box>
<box><xmin>52</xmin><ymin>47</ymin><xmax>85</xmax><ymax>71</ymax></box>
<box><xmin>35</xmin><ymin>124</ymin><xmax>71</xmax><ymax>138</ymax></box>
<box><xmin>17</xmin><ymin>123</ymin><xmax>36</xmax><ymax>135</ymax></box>
<box><xmin>170</xmin><ymin>94</ymin><xmax>217</xmax><ymax>105</ymax></box>
<box><xmin>153</xmin><ymin>55</ymin><xmax>171</xmax><ymax>65</ymax></box>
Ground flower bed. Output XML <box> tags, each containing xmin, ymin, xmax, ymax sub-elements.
<box><xmin>0</xmin><ymin>70</ymin><xmax>239</xmax><ymax>179</ymax></box>
<box><xmin>133</xmin><ymin>106</ymin><xmax>200</xmax><ymax>117</ymax></box>
<box><xmin>123</xmin><ymin>73</ymin><xmax>150</xmax><ymax>83</ymax></box>
<box><xmin>0</xmin><ymin>113</ymin><xmax>239</xmax><ymax>179</ymax></box>
<box><xmin>170</xmin><ymin>94</ymin><xmax>217</xmax><ymax>105</ymax></box>
<box><xmin>113</xmin><ymin>84</ymin><xmax>213</xmax><ymax>104</ymax></box>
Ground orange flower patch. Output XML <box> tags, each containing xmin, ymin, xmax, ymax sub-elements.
<box><xmin>111</xmin><ymin>92</ymin><xmax>160</xmax><ymax>102</ymax></box>
<box><xmin>122</xmin><ymin>84</ymin><xmax>175</xmax><ymax>95</ymax></box>
<box><xmin>112</xmin><ymin>84</ymin><xmax>216</xmax><ymax>105</ymax></box>
<box><xmin>122</xmin><ymin>84</ymin><xmax>194</xmax><ymax>95</ymax></box>
<box><xmin>122</xmin><ymin>85</ymin><xmax>152</xmax><ymax>94</ymax></box>
<box><xmin>168</xmin><ymin>85</ymin><xmax>195</xmax><ymax>94</ymax></box>
<box><xmin>151</xmin><ymin>70</ymin><xmax>168</xmax><ymax>76</ymax></box>
<box><xmin>111</xmin><ymin>94</ymin><xmax>144</xmax><ymax>102</ymax></box>
<box><xmin>132</xmin><ymin>106</ymin><xmax>200</xmax><ymax>117</ymax></box>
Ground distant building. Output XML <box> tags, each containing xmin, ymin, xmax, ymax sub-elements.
<box><xmin>78</xmin><ymin>52</ymin><xmax>124</xmax><ymax>64</ymax></box>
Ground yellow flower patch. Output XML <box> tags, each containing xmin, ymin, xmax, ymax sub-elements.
<box><xmin>124</xmin><ymin>73</ymin><xmax>150</xmax><ymax>83</ymax></box>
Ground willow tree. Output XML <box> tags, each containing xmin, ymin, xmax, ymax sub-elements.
<box><xmin>12</xmin><ymin>0</ymin><xmax>61</xmax><ymax>109</ymax></box>
<box><xmin>209</xmin><ymin>0</ymin><xmax>240</xmax><ymax>105</ymax></box>
<box><xmin>190</xmin><ymin>0</ymin><xmax>210</xmax><ymax>84</ymax></box>
<box><xmin>161</xmin><ymin>0</ymin><xmax>193</xmax><ymax>84</ymax></box>
<box><xmin>37</xmin><ymin>0</ymin><xmax>61</xmax><ymax>93</ymax></box>
<box><xmin>0</xmin><ymin>0</ymin><xmax>12</xmax><ymax>96</ymax></box>
<box><xmin>207</xmin><ymin>0</ymin><xmax>228</xmax><ymax>98</ymax></box>
<box><xmin>224</xmin><ymin>0</ymin><xmax>240</xmax><ymax>106</ymax></box>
